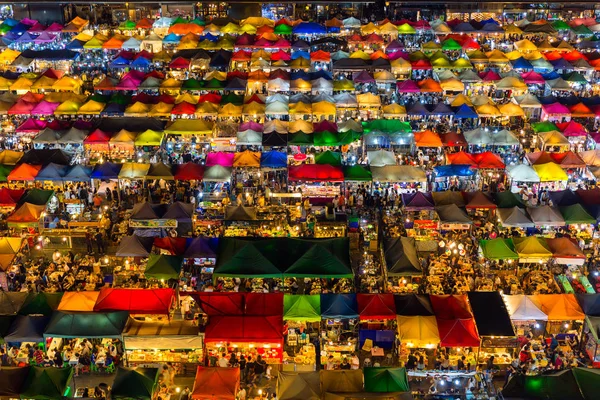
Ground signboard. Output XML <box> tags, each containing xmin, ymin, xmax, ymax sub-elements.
<box><xmin>414</xmin><ymin>220</ymin><xmax>439</xmax><ymax>229</ymax></box>
<box><xmin>481</xmin><ymin>336</ymin><xmax>518</xmax><ymax>348</ymax></box>
<box><xmin>129</xmin><ymin>219</ymin><xmax>178</xmax><ymax>228</ymax></box>
<box><xmin>440</xmin><ymin>223</ymin><xmax>471</xmax><ymax>230</ymax></box>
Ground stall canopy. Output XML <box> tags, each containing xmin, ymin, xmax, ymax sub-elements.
<box><xmin>123</xmin><ymin>319</ymin><xmax>202</xmax><ymax>350</ymax></box>
<box><xmin>111</xmin><ymin>367</ymin><xmax>159</xmax><ymax>400</ymax></box>
<box><xmin>531</xmin><ymin>294</ymin><xmax>585</xmax><ymax>320</ymax></box>
<box><xmin>277</xmin><ymin>372</ymin><xmax>320</xmax><ymax>400</ymax></box>
<box><xmin>502</xmin><ymin>369</ymin><xmax>590</xmax><ymax>400</ymax></box>
<box><xmin>467</xmin><ymin>292</ymin><xmax>515</xmax><ymax>337</ymax></box>
<box><xmin>0</xmin><ymin>366</ymin><xmax>30</xmax><ymax>398</ymax></box>
<box><xmin>18</xmin><ymin>292</ymin><xmax>62</xmax><ymax>316</ymax></box>
<box><xmin>57</xmin><ymin>291</ymin><xmax>99</xmax><ymax>312</ymax></box>
<box><xmin>192</xmin><ymin>367</ymin><xmax>240</xmax><ymax>400</ymax></box>
<box><xmin>144</xmin><ymin>254</ymin><xmax>183</xmax><ymax>280</ymax></box>
<box><xmin>363</xmin><ymin>367</ymin><xmax>410</xmax><ymax>393</ymax></box>
<box><xmin>283</xmin><ymin>295</ymin><xmax>321</xmax><ymax>322</ymax></box>
<box><xmin>214</xmin><ymin>238</ymin><xmax>351</xmax><ymax>278</ymax></box>
<box><xmin>480</xmin><ymin>238</ymin><xmax>518</xmax><ymax>260</ymax></box>
<box><xmin>383</xmin><ymin>237</ymin><xmax>422</xmax><ymax>276</ymax></box>
<box><xmin>320</xmin><ymin>370</ymin><xmax>364</xmax><ymax>395</ymax></box>
<box><xmin>320</xmin><ymin>294</ymin><xmax>358</xmax><ymax>319</ymax></box>
<box><xmin>0</xmin><ymin>292</ymin><xmax>28</xmax><ymax>315</ymax></box>
<box><xmin>4</xmin><ymin>315</ymin><xmax>49</xmax><ymax>343</ymax></box>
<box><xmin>204</xmin><ymin>315</ymin><xmax>283</xmax><ymax>343</ymax></box>
<box><xmin>115</xmin><ymin>235</ymin><xmax>154</xmax><ymax>257</ymax></box>
<box><xmin>19</xmin><ymin>366</ymin><xmax>73</xmax><ymax>400</ymax></box>
<box><xmin>576</xmin><ymin>294</ymin><xmax>600</xmax><ymax>317</ymax></box>
<box><xmin>44</xmin><ymin>311</ymin><xmax>129</xmax><ymax>338</ymax></box>
<box><xmin>93</xmin><ymin>288</ymin><xmax>175</xmax><ymax>314</ymax></box>
<box><xmin>430</xmin><ymin>295</ymin><xmax>480</xmax><ymax>347</ymax></box>
<box><xmin>357</xmin><ymin>294</ymin><xmax>396</xmax><ymax>320</ymax></box>
<box><xmin>505</xmin><ymin>295</ymin><xmax>548</xmax><ymax>321</ymax></box>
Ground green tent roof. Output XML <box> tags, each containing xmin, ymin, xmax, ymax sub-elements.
<box><xmin>364</xmin><ymin>367</ymin><xmax>410</xmax><ymax>393</ymax></box>
<box><xmin>204</xmin><ymin>78</ymin><xmax>225</xmax><ymax>90</ymax></box>
<box><xmin>480</xmin><ymin>239</ymin><xmax>518</xmax><ymax>260</ymax></box>
<box><xmin>563</xmin><ymin>71</ymin><xmax>588</xmax><ymax>84</ymax></box>
<box><xmin>532</xmin><ymin>121</ymin><xmax>558</xmax><ymax>133</ymax></box>
<box><xmin>551</xmin><ymin>20</ymin><xmax>571</xmax><ymax>31</ymax></box>
<box><xmin>363</xmin><ymin>119</ymin><xmax>412</xmax><ymax>134</ymax></box>
<box><xmin>20</xmin><ymin>189</ymin><xmax>54</xmax><ymax>206</ymax></box>
<box><xmin>111</xmin><ymin>367</ymin><xmax>159</xmax><ymax>400</ymax></box>
<box><xmin>560</xmin><ymin>204</ymin><xmax>596</xmax><ymax>225</ymax></box>
<box><xmin>283</xmin><ymin>295</ymin><xmax>321</xmax><ymax>322</ymax></box>
<box><xmin>344</xmin><ymin>164</ymin><xmax>372</xmax><ymax>181</ymax></box>
<box><xmin>524</xmin><ymin>370</ymin><xmax>584</xmax><ymax>400</ymax></box>
<box><xmin>441</xmin><ymin>38</ymin><xmax>462</xmax><ymax>50</ymax></box>
<box><xmin>572</xmin><ymin>367</ymin><xmax>600</xmax><ymax>400</ymax></box>
<box><xmin>119</xmin><ymin>20</ymin><xmax>137</xmax><ymax>30</ymax></box>
<box><xmin>220</xmin><ymin>93</ymin><xmax>244</xmax><ymax>105</ymax></box>
<box><xmin>170</xmin><ymin>16</ymin><xmax>188</xmax><ymax>25</ymax></box>
<box><xmin>191</xmin><ymin>18</ymin><xmax>206</xmax><ymax>26</ymax></box>
<box><xmin>493</xmin><ymin>191</ymin><xmax>526</xmax><ymax>208</ymax></box>
<box><xmin>181</xmin><ymin>78</ymin><xmax>204</xmax><ymax>90</ymax></box>
<box><xmin>288</xmin><ymin>131</ymin><xmax>313</xmax><ymax>145</ymax></box>
<box><xmin>215</xmin><ymin>238</ymin><xmax>352</xmax><ymax>278</ymax></box>
<box><xmin>89</xmin><ymin>93</ymin><xmax>110</xmax><ymax>103</ymax></box>
<box><xmin>313</xmin><ymin>131</ymin><xmax>360</xmax><ymax>146</ymax></box>
<box><xmin>109</xmin><ymin>93</ymin><xmax>132</xmax><ymax>105</ymax></box>
<box><xmin>315</xmin><ymin>151</ymin><xmax>342</xmax><ymax>166</ymax></box>
<box><xmin>18</xmin><ymin>293</ymin><xmax>63</xmax><ymax>316</ymax></box>
<box><xmin>274</xmin><ymin>24</ymin><xmax>292</xmax><ymax>35</ymax></box>
<box><xmin>19</xmin><ymin>366</ymin><xmax>73</xmax><ymax>400</ymax></box>
<box><xmin>44</xmin><ymin>311</ymin><xmax>129</xmax><ymax>338</ymax></box>
<box><xmin>144</xmin><ymin>254</ymin><xmax>183</xmax><ymax>280</ymax></box>
<box><xmin>572</xmin><ymin>25</ymin><xmax>593</xmax><ymax>35</ymax></box>
<box><xmin>0</xmin><ymin>164</ymin><xmax>14</xmax><ymax>181</ymax></box>
<box><xmin>397</xmin><ymin>23</ymin><xmax>416</xmax><ymax>34</ymax></box>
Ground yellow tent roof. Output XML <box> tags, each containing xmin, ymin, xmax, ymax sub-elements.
<box><xmin>0</xmin><ymin>49</ymin><xmax>21</xmax><ymax>63</ymax></box>
<box><xmin>0</xmin><ymin>150</ymin><xmax>23</xmax><ymax>164</ymax></box>
<box><xmin>333</xmin><ymin>79</ymin><xmax>355</xmax><ymax>91</ymax></box>
<box><xmin>219</xmin><ymin>103</ymin><xmax>243</xmax><ymax>117</ymax></box>
<box><xmin>251</xmin><ymin>49</ymin><xmax>271</xmax><ymax>61</ymax></box>
<box><xmin>118</xmin><ymin>162</ymin><xmax>150</xmax><ymax>179</ymax></box>
<box><xmin>476</xmin><ymin>104</ymin><xmax>501</xmax><ymax>116</ymax></box>
<box><xmin>52</xmin><ymin>76</ymin><xmax>82</xmax><ymax>91</ymax></box>
<box><xmin>0</xmin><ymin>76</ymin><xmax>14</xmax><ymax>90</ymax></box>
<box><xmin>134</xmin><ymin>129</ymin><xmax>164</xmax><ymax>146</ymax></box>
<box><xmin>496</xmin><ymin>76</ymin><xmax>527</xmax><ymax>91</ymax></box>
<box><xmin>44</xmin><ymin>92</ymin><xmax>85</xmax><ymax>103</ymax></box>
<box><xmin>532</xmin><ymin>162</ymin><xmax>569</xmax><ymax>182</ymax></box>
<box><xmin>175</xmin><ymin>93</ymin><xmax>199</xmax><ymax>104</ymax></box>
<box><xmin>513</xmin><ymin>237</ymin><xmax>553</xmax><ymax>259</ymax></box>
<box><xmin>83</xmin><ymin>36</ymin><xmax>106</xmax><ymax>49</ymax></box>
<box><xmin>77</xmin><ymin>100</ymin><xmax>105</xmax><ymax>115</ymax></box>
<box><xmin>241</xmin><ymin>17</ymin><xmax>274</xmax><ymax>27</ymax></box>
<box><xmin>124</xmin><ymin>101</ymin><xmax>151</xmax><ymax>116</ymax></box>
<box><xmin>10</xmin><ymin>77</ymin><xmax>34</xmax><ymax>91</ymax></box>
<box><xmin>148</xmin><ymin>102</ymin><xmax>174</xmax><ymax>117</ymax></box>
<box><xmin>289</xmin><ymin>102</ymin><xmax>312</xmax><ymax>115</ymax></box>
<box><xmin>0</xmin><ymin>101</ymin><xmax>12</xmax><ymax>115</ymax></box>
<box><xmin>357</xmin><ymin>92</ymin><xmax>381</xmax><ymax>107</ymax></box>
<box><xmin>312</xmin><ymin>101</ymin><xmax>336</xmax><ymax>116</ymax></box>
<box><xmin>361</xmin><ymin>22</ymin><xmax>380</xmax><ymax>34</ymax></box>
<box><xmin>73</xmin><ymin>32</ymin><xmax>93</xmax><ymax>42</ymax></box>
<box><xmin>31</xmin><ymin>76</ymin><xmax>57</xmax><ymax>90</ymax></box>
<box><xmin>177</xmin><ymin>40</ymin><xmax>198</xmax><ymax>50</ymax></box>
<box><xmin>160</xmin><ymin>78</ymin><xmax>183</xmax><ymax>91</ymax></box>
<box><xmin>220</xmin><ymin>22</ymin><xmax>240</xmax><ymax>34</ymax></box>
<box><xmin>515</xmin><ymin>39</ymin><xmax>537</xmax><ymax>52</ymax></box>
<box><xmin>57</xmin><ymin>291</ymin><xmax>100</xmax><ymax>312</ymax></box>
<box><xmin>164</xmin><ymin>119</ymin><xmax>214</xmax><ymax>135</ymax></box>
<box><xmin>195</xmin><ymin>102</ymin><xmax>219</xmax><ymax>116</ymax></box>
<box><xmin>290</xmin><ymin>78</ymin><xmax>311</xmax><ymax>91</ymax></box>
<box><xmin>54</xmin><ymin>100</ymin><xmax>82</xmax><ymax>115</ymax></box>
<box><xmin>289</xmin><ymin>120</ymin><xmax>314</xmax><ymax>133</ymax></box>
<box><xmin>382</xmin><ymin>103</ymin><xmax>407</xmax><ymax>116</ymax></box>
<box><xmin>374</xmin><ymin>70</ymin><xmax>396</xmax><ymax>83</ymax></box>
<box><xmin>242</xmin><ymin>101</ymin><xmax>265</xmax><ymax>116</ymax></box>
<box><xmin>204</xmin><ymin>70</ymin><xmax>227</xmax><ymax>81</ymax></box>
<box><xmin>504</xmin><ymin>24</ymin><xmax>523</xmax><ymax>34</ymax></box>
<box><xmin>485</xmin><ymin>49</ymin><xmax>509</xmax><ymax>63</ymax></box>
<box><xmin>233</xmin><ymin>150</ymin><xmax>261</xmax><ymax>168</ymax></box>
<box><xmin>390</xmin><ymin>58</ymin><xmax>412</xmax><ymax>73</ymax></box>
<box><xmin>349</xmin><ymin>50</ymin><xmax>370</xmax><ymax>60</ymax></box>
<box><xmin>522</xmin><ymin>51</ymin><xmax>544</xmax><ymax>61</ymax></box>
<box><xmin>439</xmin><ymin>78</ymin><xmax>465</xmax><ymax>92</ymax></box>
<box><xmin>503</xmin><ymin>50</ymin><xmax>523</xmax><ymax>61</ymax></box>
<box><xmin>379</xmin><ymin>22</ymin><xmax>399</xmax><ymax>34</ymax></box>
<box><xmin>397</xmin><ymin>316</ymin><xmax>440</xmax><ymax>348</ymax></box>
<box><xmin>110</xmin><ymin>129</ymin><xmax>137</xmax><ymax>144</ymax></box>
<box><xmin>498</xmin><ymin>102</ymin><xmax>525</xmax><ymax>117</ymax></box>
<box><xmin>239</xmin><ymin>24</ymin><xmax>257</xmax><ymax>34</ymax></box>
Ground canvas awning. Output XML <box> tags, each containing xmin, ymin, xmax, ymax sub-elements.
<box><xmin>383</xmin><ymin>237</ymin><xmax>421</xmax><ymax>277</ymax></box>
<box><xmin>44</xmin><ymin>311</ymin><xmax>129</xmax><ymax>338</ymax></box>
<box><xmin>93</xmin><ymin>288</ymin><xmax>174</xmax><ymax>314</ymax></box>
<box><xmin>505</xmin><ymin>295</ymin><xmax>548</xmax><ymax>321</ymax></box>
<box><xmin>192</xmin><ymin>367</ymin><xmax>240</xmax><ymax>400</ymax></box>
<box><xmin>283</xmin><ymin>295</ymin><xmax>321</xmax><ymax>322</ymax></box>
<box><xmin>531</xmin><ymin>294</ymin><xmax>585</xmax><ymax>321</ymax></box>
<box><xmin>123</xmin><ymin>319</ymin><xmax>202</xmax><ymax>350</ymax></box>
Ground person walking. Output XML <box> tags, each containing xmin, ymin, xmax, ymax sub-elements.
<box><xmin>94</xmin><ymin>229</ymin><xmax>105</xmax><ymax>254</ymax></box>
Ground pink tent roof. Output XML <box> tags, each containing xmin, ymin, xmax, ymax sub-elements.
<box><xmin>205</xmin><ymin>152</ymin><xmax>235</xmax><ymax>167</ymax></box>
<box><xmin>556</xmin><ymin>120</ymin><xmax>587</xmax><ymax>137</ymax></box>
<box><xmin>45</xmin><ymin>23</ymin><xmax>64</xmax><ymax>33</ymax></box>
<box><xmin>16</xmin><ymin>118</ymin><xmax>48</xmax><ymax>133</ymax></box>
<box><xmin>313</xmin><ymin>120</ymin><xmax>337</xmax><ymax>133</ymax></box>
<box><xmin>33</xmin><ymin>32</ymin><xmax>56</xmax><ymax>44</ymax></box>
<box><xmin>543</xmin><ymin>102</ymin><xmax>571</xmax><ymax>115</ymax></box>
<box><xmin>396</xmin><ymin>79</ymin><xmax>420</xmax><ymax>92</ymax></box>
<box><xmin>269</xmin><ymin>38</ymin><xmax>291</xmax><ymax>48</ymax></box>
<box><xmin>115</xmin><ymin>77</ymin><xmax>141</xmax><ymax>90</ymax></box>
<box><xmin>479</xmin><ymin>70</ymin><xmax>501</xmax><ymax>82</ymax></box>
<box><xmin>239</xmin><ymin>121</ymin><xmax>263</xmax><ymax>132</ymax></box>
<box><xmin>21</xmin><ymin>18</ymin><xmax>38</xmax><ymax>26</ymax></box>
<box><xmin>31</xmin><ymin>101</ymin><xmax>59</xmax><ymax>115</ymax></box>
<box><xmin>521</xmin><ymin>71</ymin><xmax>545</xmax><ymax>84</ymax></box>
<box><xmin>27</xmin><ymin>22</ymin><xmax>46</xmax><ymax>32</ymax></box>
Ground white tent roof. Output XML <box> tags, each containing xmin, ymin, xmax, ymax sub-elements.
<box><xmin>265</xmin><ymin>100</ymin><xmax>289</xmax><ymax>115</ymax></box>
<box><xmin>367</xmin><ymin>150</ymin><xmax>397</xmax><ymax>167</ymax></box>
<box><xmin>342</xmin><ymin>17</ymin><xmax>361</xmax><ymax>28</ymax></box>
<box><xmin>121</xmin><ymin>37</ymin><xmax>142</xmax><ymax>50</ymax></box>
<box><xmin>505</xmin><ymin>295</ymin><xmax>548</xmax><ymax>321</ymax></box>
<box><xmin>507</xmin><ymin>164</ymin><xmax>540</xmax><ymax>182</ymax></box>
<box><xmin>153</xmin><ymin>17</ymin><xmax>173</xmax><ymax>28</ymax></box>
<box><xmin>237</xmin><ymin>130</ymin><xmax>263</xmax><ymax>145</ymax></box>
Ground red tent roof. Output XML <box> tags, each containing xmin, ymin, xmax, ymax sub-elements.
<box><xmin>93</xmin><ymin>288</ymin><xmax>175</xmax><ymax>314</ymax></box>
<box><xmin>199</xmin><ymin>93</ymin><xmax>222</xmax><ymax>104</ymax></box>
<box><xmin>171</xmin><ymin>101</ymin><xmax>197</xmax><ymax>115</ymax></box>
<box><xmin>447</xmin><ymin>151</ymin><xmax>477</xmax><ymax>167</ymax></box>
<box><xmin>204</xmin><ymin>315</ymin><xmax>284</xmax><ymax>342</ymax></box>
<box><xmin>169</xmin><ymin>57</ymin><xmax>191</xmax><ymax>69</ymax></box>
<box><xmin>193</xmin><ymin>292</ymin><xmax>246</xmax><ymax>316</ymax></box>
<box><xmin>231</xmin><ymin>49</ymin><xmax>252</xmax><ymax>61</ymax></box>
<box><xmin>436</xmin><ymin>318</ymin><xmax>481</xmax><ymax>347</ymax></box>
<box><xmin>0</xmin><ymin>188</ymin><xmax>24</xmax><ymax>206</ymax></box>
<box><xmin>441</xmin><ymin>132</ymin><xmax>467</xmax><ymax>147</ymax></box>
<box><xmin>84</xmin><ymin>129</ymin><xmax>111</xmax><ymax>144</ymax></box>
<box><xmin>576</xmin><ymin>188</ymin><xmax>600</xmax><ymax>205</ymax></box>
<box><xmin>173</xmin><ymin>162</ymin><xmax>204</xmax><ymax>180</ymax></box>
<box><xmin>270</xmin><ymin>49</ymin><xmax>291</xmax><ymax>61</ymax></box>
<box><xmin>429</xmin><ymin>295</ymin><xmax>474</xmax><ymax>319</ymax></box>
<box><xmin>288</xmin><ymin>165</ymin><xmax>344</xmax><ymax>182</ymax></box>
<box><xmin>192</xmin><ymin>367</ymin><xmax>240</xmax><ymax>400</ymax></box>
<box><xmin>154</xmin><ymin>237</ymin><xmax>187</xmax><ymax>255</ymax></box>
<box><xmin>556</xmin><ymin>120</ymin><xmax>587</xmax><ymax>137</ymax></box>
<box><xmin>357</xmin><ymin>294</ymin><xmax>396</xmax><ymax>320</ymax></box>
<box><xmin>244</xmin><ymin>293</ymin><xmax>284</xmax><ymax>316</ymax></box>
<box><xmin>411</xmin><ymin>59</ymin><xmax>432</xmax><ymax>70</ymax></box>
<box><xmin>473</xmin><ymin>151</ymin><xmax>506</xmax><ymax>169</ymax></box>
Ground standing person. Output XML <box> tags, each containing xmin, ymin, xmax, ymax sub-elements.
<box><xmin>254</xmin><ymin>355</ymin><xmax>266</xmax><ymax>385</ymax></box>
<box><xmin>218</xmin><ymin>353</ymin><xmax>228</xmax><ymax>367</ymax></box>
<box><xmin>94</xmin><ymin>229</ymin><xmax>105</xmax><ymax>254</ymax></box>
<box><xmin>406</xmin><ymin>352</ymin><xmax>417</xmax><ymax>370</ymax></box>
<box><xmin>85</xmin><ymin>230</ymin><xmax>94</xmax><ymax>254</ymax></box>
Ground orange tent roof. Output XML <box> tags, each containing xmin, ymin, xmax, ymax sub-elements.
<box><xmin>531</xmin><ymin>294</ymin><xmax>584</xmax><ymax>321</ymax></box>
<box><xmin>136</xmin><ymin>18</ymin><xmax>154</xmax><ymax>29</ymax></box>
<box><xmin>370</xmin><ymin>50</ymin><xmax>389</xmax><ymax>60</ymax></box>
<box><xmin>191</xmin><ymin>367</ymin><xmax>240</xmax><ymax>400</ymax></box>
<box><xmin>447</xmin><ymin>151</ymin><xmax>477</xmax><ymax>166</ymax></box>
<box><xmin>169</xmin><ymin>23</ymin><xmax>203</xmax><ymax>34</ymax></box>
<box><xmin>7</xmin><ymin>203</ymin><xmax>46</xmax><ymax>223</ymax></box>
<box><xmin>8</xmin><ymin>163</ymin><xmax>42</xmax><ymax>181</ymax></box>
<box><xmin>569</xmin><ymin>102</ymin><xmax>594</xmax><ymax>118</ymax></box>
<box><xmin>414</xmin><ymin>130</ymin><xmax>443</xmax><ymax>147</ymax></box>
<box><xmin>310</xmin><ymin>50</ymin><xmax>331</xmax><ymax>62</ymax></box>
<box><xmin>418</xmin><ymin>78</ymin><xmax>443</xmax><ymax>92</ymax></box>
<box><xmin>102</xmin><ymin>36</ymin><xmax>126</xmax><ymax>49</ymax></box>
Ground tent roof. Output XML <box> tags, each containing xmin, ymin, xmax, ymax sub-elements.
<box><xmin>531</xmin><ymin>294</ymin><xmax>585</xmax><ymax>320</ymax></box>
<box><xmin>320</xmin><ymin>370</ymin><xmax>364</xmax><ymax>393</ymax></box>
<box><xmin>57</xmin><ymin>291</ymin><xmax>100</xmax><ymax>312</ymax></box>
<box><xmin>363</xmin><ymin>368</ymin><xmax>410</xmax><ymax>393</ymax></box>
<box><xmin>192</xmin><ymin>367</ymin><xmax>240</xmax><ymax>400</ymax></box>
<box><xmin>394</xmin><ymin>294</ymin><xmax>434</xmax><ymax>316</ymax></box>
<box><xmin>111</xmin><ymin>367</ymin><xmax>159</xmax><ymax>400</ymax></box>
<box><xmin>396</xmin><ymin>315</ymin><xmax>440</xmax><ymax>348</ymax></box>
<box><xmin>320</xmin><ymin>294</ymin><xmax>358</xmax><ymax>319</ymax></box>
<box><xmin>383</xmin><ymin>237</ymin><xmax>421</xmax><ymax>276</ymax></box>
<box><xmin>480</xmin><ymin>238</ymin><xmax>518</xmax><ymax>260</ymax></box>
<box><xmin>19</xmin><ymin>366</ymin><xmax>73</xmax><ymax>400</ymax></box>
<box><xmin>467</xmin><ymin>291</ymin><xmax>515</xmax><ymax>337</ymax></box>
<box><xmin>44</xmin><ymin>311</ymin><xmax>129</xmax><ymax>338</ymax></box>
<box><xmin>145</xmin><ymin>254</ymin><xmax>183</xmax><ymax>280</ymax></box>
<box><xmin>357</xmin><ymin>294</ymin><xmax>396</xmax><ymax>320</ymax></box>
<box><xmin>4</xmin><ymin>315</ymin><xmax>49</xmax><ymax>342</ymax></box>
<box><xmin>204</xmin><ymin>315</ymin><xmax>283</xmax><ymax>342</ymax></box>
<box><xmin>18</xmin><ymin>292</ymin><xmax>62</xmax><ymax>316</ymax></box>
<box><xmin>505</xmin><ymin>295</ymin><xmax>548</xmax><ymax>320</ymax></box>
<box><xmin>94</xmin><ymin>288</ymin><xmax>174</xmax><ymax>314</ymax></box>
<box><xmin>0</xmin><ymin>366</ymin><xmax>30</xmax><ymax>397</ymax></box>
<box><xmin>283</xmin><ymin>295</ymin><xmax>321</xmax><ymax>322</ymax></box>
<box><xmin>277</xmin><ymin>372</ymin><xmax>320</xmax><ymax>400</ymax></box>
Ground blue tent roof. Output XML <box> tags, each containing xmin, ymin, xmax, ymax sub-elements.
<box><xmin>454</xmin><ymin>104</ymin><xmax>479</xmax><ymax>118</ymax></box>
<box><xmin>101</xmin><ymin>103</ymin><xmax>126</xmax><ymax>116</ymax></box>
<box><xmin>407</xmin><ymin>103</ymin><xmax>431</xmax><ymax>116</ymax></box>
<box><xmin>64</xmin><ymin>165</ymin><xmax>92</xmax><ymax>182</ymax></box>
<box><xmin>511</xmin><ymin>57</ymin><xmax>533</xmax><ymax>70</ymax></box>
<box><xmin>199</xmin><ymin>33</ymin><xmax>219</xmax><ymax>42</ymax></box>
<box><xmin>293</xmin><ymin>22</ymin><xmax>327</xmax><ymax>35</ymax></box>
<box><xmin>35</xmin><ymin>163</ymin><xmax>69</xmax><ymax>181</ymax></box>
<box><xmin>109</xmin><ymin>56</ymin><xmax>131</xmax><ymax>68</ymax></box>
<box><xmin>10</xmin><ymin>23</ymin><xmax>30</xmax><ymax>34</ymax></box>
<box><xmin>541</xmin><ymin>71</ymin><xmax>561</xmax><ymax>80</ymax></box>
<box><xmin>291</xmin><ymin>71</ymin><xmax>310</xmax><ymax>81</ymax></box>
<box><xmin>434</xmin><ymin>164</ymin><xmax>476</xmax><ymax>177</ymax></box>
<box><xmin>15</xmin><ymin>32</ymin><xmax>37</xmax><ymax>43</ymax></box>
<box><xmin>320</xmin><ymin>294</ymin><xmax>358</xmax><ymax>319</ymax></box>
<box><xmin>327</xmin><ymin>27</ymin><xmax>341</xmax><ymax>33</ymax></box>
<box><xmin>260</xmin><ymin>151</ymin><xmax>287</xmax><ymax>168</ymax></box>
<box><xmin>309</xmin><ymin>70</ymin><xmax>333</xmax><ymax>81</ymax></box>
<box><xmin>91</xmin><ymin>162</ymin><xmax>123</xmax><ymax>180</ymax></box>
<box><xmin>481</xmin><ymin>18</ymin><xmax>499</xmax><ymax>25</ymax></box>
<box><xmin>550</xmin><ymin>58</ymin><xmax>573</xmax><ymax>70</ymax></box>
<box><xmin>66</xmin><ymin>39</ymin><xmax>85</xmax><ymax>50</ymax></box>
<box><xmin>2</xmin><ymin>18</ymin><xmax>19</xmax><ymax>27</ymax></box>
<box><xmin>291</xmin><ymin>50</ymin><xmax>310</xmax><ymax>60</ymax></box>
<box><xmin>131</xmin><ymin>57</ymin><xmax>151</xmax><ymax>68</ymax></box>
<box><xmin>162</xmin><ymin>33</ymin><xmax>181</xmax><ymax>43</ymax></box>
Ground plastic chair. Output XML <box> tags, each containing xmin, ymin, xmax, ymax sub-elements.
<box><xmin>104</xmin><ymin>363</ymin><xmax>115</xmax><ymax>374</ymax></box>
<box><xmin>80</xmin><ymin>365</ymin><xmax>91</xmax><ymax>375</ymax></box>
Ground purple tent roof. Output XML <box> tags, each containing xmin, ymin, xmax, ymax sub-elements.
<box><xmin>401</xmin><ymin>192</ymin><xmax>435</xmax><ymax>210</ymax></box>
<box><xmin>31</xmin><ymin>101</ymin><xmax>59</xmax><ymax>115</ymax></box>
<box><xmin>45</xmin><ymin>23</ymin><xmax>64</xmax><ymax>33</ymax></box>
<box><xmin>33</xmin><ymin>32</ymin><xmax>56</xmax><ymax>44</ymax></box>
<box><xmin>396</xmin><ymin>79</ymin><xmax>420</xmax><ymax>92</ymax></box>
<box><xmin>184</xmin><ymin>237</ymin><xmax>217</xmax><ymax>258</ymax></box>
<box><xmin>386</xmin><ymin>40</ymin><xmax>404</xmax><ymax>51</ymax></box>
<box><xmin>352</xmin><ymin>70</ymin><xmax>375</xmax><ymax>83</ymax></box>
<box><xmin>20</xmin><ymin>18</ymin><xmax>38</xmax><ymax>27</ymax></box>
<box><xmin>27</xmin><ymin>22</ymin><xmax>46</xmax><ymax>33</ymax></box>
<box><xmin>239</xmin><ymin>121</ymin><xmax>263</xmax><ymax>132</ymax></box>
<box><xmin>388</xmin><ymin>51</ymin><xmax>409</xmax><ymax>60</ymax></box>
<box><xmin>15</xmin><ymin>32</ymin><xmax>37</xmax><ymax>43</ymax></box>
